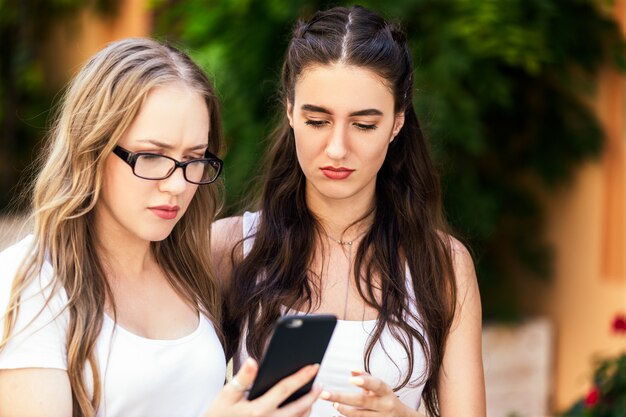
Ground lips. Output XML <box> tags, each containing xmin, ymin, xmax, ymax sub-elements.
<box><xmin>149</xmin><ymin>205</ymin><xmax>180</xmax><ymax>220</ymax></box>
<box><xmin>320</xmin><ymin>166</ymin><xmax>354</xmax><ymax>180</ymax></box>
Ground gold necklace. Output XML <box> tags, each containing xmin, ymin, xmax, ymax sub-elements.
<box><xmin>326</xmin><ymin>229</ymin><xmax>368</xmax><ymax>320</ymax></box>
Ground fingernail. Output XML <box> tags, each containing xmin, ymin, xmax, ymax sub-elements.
<box><xmin>320</xmin><ymin>390</ymin><xmax>331</xmax><ymax>400</ymax></box>
<box><xmin>333</xmin><ymin>402</ymin><xmax>339</xmax><ymax>409</ymax></box>
<box><xmin>349</xmin><ymin>376</ymin><xmax>365</xmax><ymax>386</ymax></box>
<box><xmin>351</xmin><ymin>368</ymin><xmax>364</xmax><ymax>375</ymax></box>
<box><xmin>309</xmin><ymin>363</ymin><xmax>320</xmax><ymax>373</ymax></box>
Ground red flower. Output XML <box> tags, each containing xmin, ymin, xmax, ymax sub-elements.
<box><xmin>611</xmin><ymin>313</ymin><xmax>626</xmax><ymax>334</ymax></box>
<box><xmin>584</xmin><ymin>387</ymin><xmax>600</xmax><ymax>407</ymax></box>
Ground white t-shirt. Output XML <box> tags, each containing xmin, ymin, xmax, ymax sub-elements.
<box><xmin>0</xmin><ymin>236</ymin><xmax>226</xmax><ymax>417</ymax></box>
<box><xmin>240</xmin><ymin>212</ymin><xmax>426</xmax><ymax>416</ymax></box>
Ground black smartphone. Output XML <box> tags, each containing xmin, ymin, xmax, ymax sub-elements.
<box><xmin>247</xmin><ymin>314</ymin><xmax>337</xmax><ymax>406</ymax></box>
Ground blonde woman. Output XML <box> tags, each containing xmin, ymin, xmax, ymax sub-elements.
<box><xmin>0</xmin><ymin>38</ymin><xmax>319</xmax><ymax>417</ymax></box>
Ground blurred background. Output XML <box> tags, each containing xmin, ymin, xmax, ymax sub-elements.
<box><xmin>1</xmin><ymin>0</ymin><xmax>625</xmax><ymax>415</ymax></box>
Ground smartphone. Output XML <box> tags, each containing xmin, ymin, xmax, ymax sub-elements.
<box><xmin>247</xmin><ymin>314</ymin><xmax>337</xmax><ymax>405</ymax></box>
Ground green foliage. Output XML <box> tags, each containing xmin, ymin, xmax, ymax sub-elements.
<box><xmin>1</xmin><ymin>1</ymin><xmax>623</xmax><ymax>319</ymax></box>
<box><xmin>152</xmin><ymin>0</ymin><xmax>625</xmax><ymax>319</ymax></box>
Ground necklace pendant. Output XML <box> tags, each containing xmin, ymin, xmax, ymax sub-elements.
<box><xmin>338</xmin><ymin>240</ymin><xmax>353</xmax><ymax>246</ymax></box>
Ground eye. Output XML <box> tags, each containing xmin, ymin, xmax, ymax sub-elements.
<box><xmin>304</xmin><ymin>119</ymin><xmax>329</xmax><ymax>129</ymax></box>
<box><xmin>141</xmin><ymin>153</ymin><xmax>163</xmax><ymax>160</ymax></box>
<box><xmin>354</xmin><ymin>123</ymin><xmax>377</xmax><ymax>131</ymax></box>
<box><xmin>184</xmin><ymin>154</ymin><xmax>205</xmax><ymax>161</ymax></box>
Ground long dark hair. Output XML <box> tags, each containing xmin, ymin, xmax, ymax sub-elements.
<box><xmin>227</xmin><ymin>6</ymin><xmax>456</xmax><ymax>416</ymax></box>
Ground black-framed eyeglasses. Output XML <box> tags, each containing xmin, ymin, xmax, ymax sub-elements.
<box><xmin>113</xmin><ymin>145</ymin><xmax>223</xmax><ymax>185</ymax></box>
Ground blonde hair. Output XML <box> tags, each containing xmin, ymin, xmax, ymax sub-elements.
<box><xmin>1</xmin><ymin>38</ymin><xmax>224</xmax><ymax>417</ymax></box>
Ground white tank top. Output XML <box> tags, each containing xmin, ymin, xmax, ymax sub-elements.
<box><xmin>241</xmin><ymin>211</ymin><xmax>426</xmax><ymax>416</ymax></box>
<box><xmin>0</xmin><ymin>235</ymin><xmax>226</xmax><ymax>417</ymax></box>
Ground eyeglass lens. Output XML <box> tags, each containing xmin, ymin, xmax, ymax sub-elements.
<box><xmin>134</xmin><ymin>154</ymin><xmax>219</xmax><ymax>184</ymax></box>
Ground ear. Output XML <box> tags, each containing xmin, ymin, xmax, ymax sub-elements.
<box><xmin>390</xmin><ymin>111</ymin><xmax>405</xmax><ymax>142</ymax></box>
<box><xmin>287</xmin><ymin>101</ymin><xmax>294</xmax><ymax>129</ymax></box>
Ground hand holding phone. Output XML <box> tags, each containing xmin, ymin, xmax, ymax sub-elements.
<box><xmin>247</xmin><ymin>314</ymin><xmax>337</xmax><ymax>406</ymax></box>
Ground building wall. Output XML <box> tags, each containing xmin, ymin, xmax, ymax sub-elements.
<box><xmin>42</xmin><ymin>0</ymin><xmax>150</xmax><ymax>89</ymax></box>
<box><xmin>519</xmin><ymin>1</ymin><xmax>626</xmax><ymax>411</ymax></box>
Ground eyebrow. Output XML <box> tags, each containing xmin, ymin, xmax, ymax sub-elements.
<box><xmin>300</xmin><ymin>104</ymin><xmax>383</xmax><ymax>117</ymax></box>
<box><xmin>136</xmin><ymin>139</ymin><xmax>208</xmax><ymax>152</ymax></box>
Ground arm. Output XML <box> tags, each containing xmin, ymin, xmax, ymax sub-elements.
<box><xmin>210</xmin><ymin>216</ymin><xmax>244</xmax><ymax>292</ymax></box>
<box><xmin>0</xmin><ymin>368</ymin><xmax>72</xmax><ymax>417</ymax></box>
<box><xmin>437</xmin><ymin>239</ymin><xmax>486</xmax><ymax>416</ymax></box>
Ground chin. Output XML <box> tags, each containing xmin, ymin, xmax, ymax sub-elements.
<box><xmin>143</xmin><ymin>227</ymin><xmax>177</xmax><ymax>243</ymax></box>
<box><xmin>317</xmin><ymin>186</ymin><xmax>359</xmax><ymax>200</ymax></box>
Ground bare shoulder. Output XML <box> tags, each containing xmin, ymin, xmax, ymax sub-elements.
<box><xmin>438</xmin><ymin>233</ymin><xmax>476</xmax><ymax>288</ymax></box>
<box><xmin>211</xmin><ymin>216</ymin><xmax>244</xmax><ymax>288</ymax></box>
<box><xmin>439</xmin><ymin>234</ymin><xmax>480</xmax><ymax>313</ymax></box>
<box><xmin>449</xmin><ymin>236</ymin><xmax>476</xmax><ymax>281</ymax></box>
<box><xmin>212</xmin><ymin>216</ymin><xmax>243</xmax><ymax>249</ymax></box>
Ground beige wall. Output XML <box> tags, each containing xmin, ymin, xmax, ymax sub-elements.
<box><xmin>518</xmin><ymin>1</ymin><xmax>626</xmax><ymax>411</ymax></box>
<box><xmin>521</xmin><ymin>163</ymin><xmax>626</xmax><ymax>410</ymax></box>
<box><xmin>42</xmin><ymin>0</ymin><xmax>151</xmax><ymax>88</ymax></box>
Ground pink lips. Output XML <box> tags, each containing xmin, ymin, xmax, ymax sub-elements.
<box><xmin>149</xmin><ymin>205</ymin><xmax>180</xmax><ymax>220</ymax></box>
<box><xmin>321</xmin><ymin>166</ymin><xmax>354</xmax><ymax>180</ymax></box>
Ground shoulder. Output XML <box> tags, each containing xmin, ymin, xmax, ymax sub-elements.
<box><xmin>211</xmin><ymin>216</ymin><xmax>244</xmax><ymax>256</ymax></box>
<box><xmin>434</xmin><ymin>233</ymin><xmax>479</xmax><ymax>309</ymax></box>
<box><xmin>211</xmin><ymin>211</ymin><xmax>261</xmax><ymax>256</ymax></box>
<box><xmin>211</xmin><ymin>215</ymin><xmax>244</xmax><ymax>288</ymax></box>
<box><xmin>0</xmin><ymin>236</ymin><xmax>69</xmax><ymax>371</ymax></box>
<box><xmin>441</xmin><ymin>234</ymin><xmax>481</xmax><ymax>323</ymax></box>
<box><xmin>0</xmin><ymin>236</ymin><xmax>46</xmax><ymax>300</ymax></box>
<box><xmin>0</xmin><ymin>235</ymin><xmax>58</xmax><ymax>294</ymax></box>
<box><xmin>0</xmin><ymin>235</ymin><xmax>35</xmax><ymax>271</ymax></box>
<box><xmin>448</xmin><ymin>236</ymin><xmax>476</xmax><ymax>285</ymax></box>
<box><xmin>212</xmin><ymin>215</ymin><xmax>244</xmax><ymax>239</ymax></box>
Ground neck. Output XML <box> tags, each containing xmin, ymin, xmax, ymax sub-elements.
<box><xmin>98</xmin><ymin>238</ymin><xmax>155</xmax><ymax>280</ymax></box>
<box><xmin>94</xmin><ymin>217</ymin><xmax>156</xmax><ymax>281</ymax></box>
<box><xmin>316</xmin><ymin>211</ymin><xmax>374</xmax><ymax>245</ymax></box>
<box><xmin>305</xmin><ymin>182</ymin><xmax>376</xmax><ymax>244</ymax></box>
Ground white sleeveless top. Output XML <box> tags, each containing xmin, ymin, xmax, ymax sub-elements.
<box><xmin>0</xmin><ymin>235</ymin><xmax>226</xmax><ymax>417</ymax></box>
<box><xmin>241</xmin><ymin>211</ymin><xmax>426</xmax><ymax>416</ymax></box>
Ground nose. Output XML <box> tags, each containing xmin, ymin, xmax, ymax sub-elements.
<box><xmin>325</xmin><ymin>124</ymin><xmax>349</xmax><ymax>160</ymax></box>
<box><xmin>158</xmin><ymin>166</ymin><xmax>189</xmax><ymax>195</ymax></box>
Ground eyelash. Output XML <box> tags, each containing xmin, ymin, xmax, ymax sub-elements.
<box><xmin>355</xmin><ymin>123</ymin><xmax>377</xmax><ymax>131</ymax></box>
<box><xmin>304</xmin><ymin>120</ymin><xmax>328</xmax><ymax>128</ymax></box>
<box><xmin>304</xmin><ymin>120</ymin><xmax>378</xmax><ymax>131</ymax></box>
<box><xmin>141</xmin><ymin>151</ymin><xmax>204</xmax><ymax>161</ymax></box>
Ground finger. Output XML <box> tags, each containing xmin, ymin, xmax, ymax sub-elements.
<box><xmin>332</xmin><ymin>401</ymin><xmax>378</xmax><ymax>417</ymax></box>
<box><xmin>349</xmin><ymin>373</ymin><xmax>390</xmax><ymax>396</ymax></box>
<box><xmin>274</xmin><ymin>383</ymin><xmax>322</xmax><ymax>417</ymax></box>
<box><xmin>222</xmin><ymin>358</ymin><xmax>258</xmax><ymax>402</ymax></box>
<box><xmin>250</xmin><ymin>364</ymin><xmax>319</xmax><ymax>411</ymax></box>
<box><xmin>320</xmin><ymin>390</ymin><xmax>376</xmax><ymax>410</ymax></box>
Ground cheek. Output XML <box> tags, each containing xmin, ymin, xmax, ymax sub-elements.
<box><xmin>180</xmin><ymin>185</ymin><xmax>200</xmax><ymax>211</ymax></box>
<box><xmin>293</xmin><ymin>129</ymin><xmax>317</xmax><ymax>164</ymax></box>
<box><xmin>363</xmin><ymin>137</ymin><xmax>391</xmax><ymax>165</ymax></box>
<box><xmin>101</xmin><ymin>159</ymin><xmax>149</xmax><ymax>208</ymax></box>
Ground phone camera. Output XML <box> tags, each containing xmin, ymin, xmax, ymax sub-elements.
<box><xmin>286</xmin><ymin>319</ymin><xmax>303</xmax><ymax>328</ymax></box>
